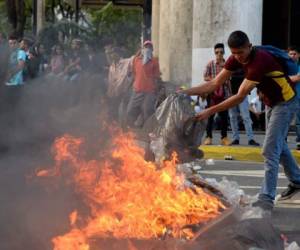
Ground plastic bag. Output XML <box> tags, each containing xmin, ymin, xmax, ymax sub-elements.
<box><xmin>150</xmin><ymin>93</ymin><xmax>206</xmax><ymax>162</ymax></box>
<box><xmin>285</xmin><ymin>242</ymin><xmax>300</xmax><ymax>250</ymax></box>
<box><xmin>205</xmin><ymin>177</ymin><xmax>245</xmax><ymax>205</ymax></box>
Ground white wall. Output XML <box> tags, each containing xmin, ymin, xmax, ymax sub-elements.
<box><xmin>191</xmin><ymin>0</ymin><xmax>263</xmax><ymax>86</ymax></box>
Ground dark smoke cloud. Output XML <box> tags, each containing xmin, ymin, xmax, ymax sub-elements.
<box><xmin>0</xmin><ymin>68</ymin><xmax>120</xmax><ymax>250</ymax></box>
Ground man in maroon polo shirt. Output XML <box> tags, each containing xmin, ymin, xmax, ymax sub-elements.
<box><xmin>181</xmin><ymin>30</ymin><xmax>300</xmax><ymax>211</ymax></box>
<box><xmin>126</xmin><ymin>40</ymin><xmax>160</xmax><ymax>127</ymax></box>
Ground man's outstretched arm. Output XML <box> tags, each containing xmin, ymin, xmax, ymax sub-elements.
<box><xmin>289</xmin><ymin>74</ymin><xmax>300</xmax><ymax>83</ymax></box>
<box><xmin>180</xmin><ymin>68</ymin><xmax>232</xmax><ymax>96</ymax></box>
<box><xmin>196</xmin><ymin>79</ymin><xmax>257</xmax><ymax>120</ymax></box>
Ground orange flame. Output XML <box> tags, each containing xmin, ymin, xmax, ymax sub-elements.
<box><xmin>38</xmin><ymin>132</ymin><xmax>226</xmax><ymax>250</ymax></box>
<box><xmin>70</xmin><ymin>210</ymin><xmax>78</xmax><ymax>227</ymax></box>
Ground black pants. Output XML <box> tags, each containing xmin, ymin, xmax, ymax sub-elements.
<box><xmin>206</xmin><ymin>110</ymin><xmax>228</xmax><ymax>139</ymax></box>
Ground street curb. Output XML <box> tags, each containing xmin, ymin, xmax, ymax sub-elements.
<box><xmin>200</xmin><ymin>145</ymin><xmax>300</xmax><ymax>163</ymax></box>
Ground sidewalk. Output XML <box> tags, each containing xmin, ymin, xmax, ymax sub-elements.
<box><xmin>201</xmin><ymin>131</ymin><xmax>300</xmax><ymax>163</ymax></box>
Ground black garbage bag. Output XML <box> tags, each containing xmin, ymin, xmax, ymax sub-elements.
<box><xmin>234</xmin><ymin>218</ymin><xmax>284</xmax><ymax>250</ymax></box>
<box><xmin>189</xmin><ymin>217</ymin><xmax>284</xmax><ymax>250</ymax></box>
<box><xmin>149</xmin><ymin>93</ymin><xmax>207</xmax><ymax>163</ymax></box>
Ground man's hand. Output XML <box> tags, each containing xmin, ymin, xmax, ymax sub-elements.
<box><xmin>176</xmin><ymin>89</ymin><xmax>186</xmax><ymax>95</ymax></box>
<box><xmin>254</xmin><ymin>111</ymin><xmax>263</xmax><ymax>119</ymax></box>
<box><xmin>176</xmin><ymin>68</ymin><xmax>232</xmax><ymax>96</ymax></box>
<box><xmin>289</xmin><ymin>74</ymin><xmax>300</xmax><ymax>83</ymax></box>
<box><xmin>194</xmin><ymin>108</ymin><xmax>212</xmax><ymax>120</ymax></box>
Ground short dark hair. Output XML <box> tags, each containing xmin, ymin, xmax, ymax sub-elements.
<box><xmin>214</xmin><ymin>43</ymin><xmax>224</xmax><ymax>50</ymax></box>
<box><xmin>8</xmin><ymin>33</ymin><xmax>18</xmax><ymax>41</ymax></box>
<box><xmin>288</xmin><ymin>46</ymin><xmax>300</xmax><ymax>53</ymax></box>
<box><xmin>227</xmin><ymin>30</ymin><xmax>250</xmax><ymax>48</ymax></box>
<box><xmin>21</xmin><ymin>37</ymin><xmax>32</xmax><ymax>46</ymax></box>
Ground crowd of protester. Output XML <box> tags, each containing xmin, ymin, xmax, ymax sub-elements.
<box><xmin>1</xmin><ymin>30</ymin><xmax>299</xmax><ymax>150</ymax></box>
<box><xmin>0</xmin><ymin>33</ymin><xmax>105</xmax><ymax>85</ymax></box>
<box><xmin>104</xmin><ymin>39</ymin><xmax>271</xmax><ymax>148</ymax></box>
<box><xmin>200</xmin><ymin>42</ymin><xmax>300</xmax><ymax>149</ymax></box>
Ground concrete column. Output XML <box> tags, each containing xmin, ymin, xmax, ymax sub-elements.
<box><xmin>192</xmin><ymin>0</ymin><xmax>263</xmax><ymax>85</ymax></box>
<box><xmin>158</xmin><ymin>0</ymin><xmax>171</xmax><ymax>81</ymax></box>
<box><xmin>151</xmin><ymin>0</ymin><xmax>160</xmax><ymax>57</ymax></box>
<box><xmin>157</xmin><ymin>0</ymin><xmax>193</xmax><ymax>85</ymax></box>
<box><xmin>169</xmin><ymin>0</ymin><xmax>193</xmax><ymax>85</ymax></box>
<box><xmin>37</xmin><ymin>0</ymin><xmax>46</xmax><ymax>34</ymax></box>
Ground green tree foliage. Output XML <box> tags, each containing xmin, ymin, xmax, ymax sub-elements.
<box><xmin>0</xmin><ymin>0</ymin><xmax>9</xmax><ymax>34</ymax></box>
<box><xmin>4</xmin><ymin>0</ymin><xmax>26</xmax><ymax>37</ymax></box>
<box><xmin>0</xmin><ymin>0</ymin><xmax>82</xmax><ymax>36</ymax></box>
<box><xmin>38</xmin><ymin>21</ymin><xmax>93</xmax><ymax>53</ymax></box>
<box><xmin>0</xmin><ymin>1</ymin><xmax>142</xmax><ymax>54</ymax></box>
<box><xmin>90</xmin><ymin>2</ymin><xmax>142</xmax><ymax>53</ymax></box>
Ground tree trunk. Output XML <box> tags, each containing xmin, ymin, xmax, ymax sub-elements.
<box><xmin>15</xmin><ymin>0</ymin><xmax>26</xmax><ymax>38</ymax></box>
<box><xmin>5</xmin><ymin>0</ymin><xmax>17</xmax><ymax>30</ymax></box>
<box><xmin>5</xmin><ymin>0</ymin><xmax>26</xmax><ymax>38</ymax></box>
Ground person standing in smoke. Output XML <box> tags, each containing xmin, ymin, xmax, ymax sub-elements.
<box><xmin>49</xmin><ymin>44</ymin><xmax>66</xmax><ymax>76</ymax></box>
<box><xmin>26</xmin><ymin>47</ymin><xmax>40</xmax><ymax>79</ymax></box>
<box><xmin>35</xmin><ymin>43</ymin><xmax>49</xmax><ymax>76</ymax></box>
<box><xmin>6</xmin><ymin>34</ymin><xmax>27</xmax><ymax>86</ymax></box>
<box><xmin>64</xmin><ymin>38</ymin><xmax>88</xmax><ymax>81</ymax></box>
<box><xmin>126</xmin><ymin>40</ymin><xmax>161</xmax><ymax>128</ymax></box>
<box><xmin>106</xmin><ymin>46</ymin><xmax>134</xmax><ymax>124</ymax></box>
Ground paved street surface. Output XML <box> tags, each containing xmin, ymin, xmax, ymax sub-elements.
<box><xmin>199</xmin><ymin>159</ymin><xmax>300</xmax><ymax>243</ymax></box>
<box><xmin>199</xmin><ymin>159</ymin><xmax>288</xmax><ymax>196</ymax></box>
<box><xmin>199</xmin><ymin>131</ymin><xmax>300</xmax><ymax>243</ymax></box>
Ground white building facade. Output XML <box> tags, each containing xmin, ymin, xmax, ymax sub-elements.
<box><xmin>151</xmin><ymin>0</ymin><xmax>263</xmax><ymax>86</ymax></box>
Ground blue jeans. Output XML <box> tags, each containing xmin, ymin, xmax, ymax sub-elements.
<box><xmin>229</xmin><ymin>97</ymin><xmax>254</xmax><ymax>141</ymax></box>
<box><xmin>259</xmin><ymin>97</ymin><xmax>300</xmax><ymax>203</ymax></box>
<box><xmin>295</xmin><ymin>99</ymin><xmax>300</xmax><ymax>142</ymax></box>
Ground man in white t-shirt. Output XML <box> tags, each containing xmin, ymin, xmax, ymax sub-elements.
<box><xmin>248</xmin><ymin>88</ymin><xmax>265</xmax><ymax>131</ymax></box>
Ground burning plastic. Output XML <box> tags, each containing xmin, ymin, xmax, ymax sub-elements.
<box><xmin>205</xmin><ymin>177</ymin><xmax>246</xmax><ymax>206</ymax></box>
<box><xmin>37</xmin><ymin>131</ymin><xmax>226</xmax><ymax>250</ymax></box>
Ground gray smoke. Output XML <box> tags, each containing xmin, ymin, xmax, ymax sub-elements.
<box><xmin>0</xmin><ymin>70</ymin><xmax>117</xmax><ymax>250</ymax></box>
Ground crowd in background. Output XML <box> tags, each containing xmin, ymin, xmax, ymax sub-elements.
<box><xmin>1</xmin><ymin>31</ymin><xmax>300</xmax><ymax>150</ymax></box>
<box><xmin>0</xmin><ymin>32</ymin><xmax>106</xmax><ymax>86</ymax></box>
<box><xmin>199</xmin><ymin>42</ymin><xmax>300</xmax><ymax>149</ymax></box>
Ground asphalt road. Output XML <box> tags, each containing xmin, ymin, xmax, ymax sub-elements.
<box><xmin>198</xmin><ymin>159</ymin><xmax>289</xmax><ymax>196</ymax></box>
<box><xmin>198</xmin><ymin>159</ymin><xmax>300</xmax><ymax>244</ymax></box>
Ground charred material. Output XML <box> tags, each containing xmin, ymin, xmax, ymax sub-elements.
<box><xmin>88</xmin><ymin>217</ymin><xmax>284</xmax><ymax>250</ymax></box>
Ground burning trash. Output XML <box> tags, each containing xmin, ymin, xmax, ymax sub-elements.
<box><xmin>34</xmin><ymin>94</ymin><xmax>286</xmax><ymax>250</ymax></box>
<box><xmin>37</xmin><ymin>131</ymin><xmax>228</xmax><ymax>250</ymax></box>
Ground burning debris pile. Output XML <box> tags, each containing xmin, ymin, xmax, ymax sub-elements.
<box><xmin>37</xmin><ymin>130</ymin><xmax>228</xmax><ymax>250</ymax></box>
